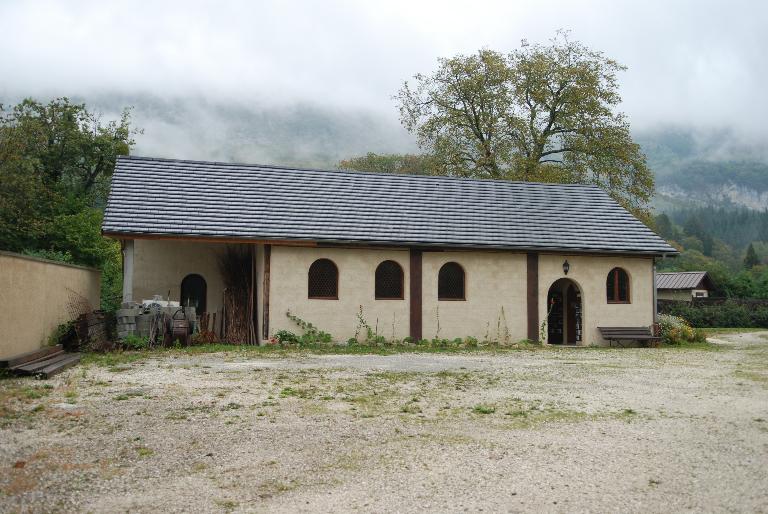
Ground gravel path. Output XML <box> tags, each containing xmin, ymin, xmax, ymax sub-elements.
<box><xmin>1</xmin><ymin>332</ymin><xmax>767</xmax><ymax>513</ymax></box>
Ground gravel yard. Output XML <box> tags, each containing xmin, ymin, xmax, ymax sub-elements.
<box><xmin>1</xmin><ymin>332</ymin><xmax>767</xmax><ymax>513</ymax></box>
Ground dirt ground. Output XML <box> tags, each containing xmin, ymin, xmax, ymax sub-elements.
<box><xmin>1</xmin><ymin>332</ymin><xmax>767</xmax><ymax>513</ymax></box>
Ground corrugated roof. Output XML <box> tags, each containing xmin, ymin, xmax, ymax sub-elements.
<box><xmin>102</xmin><ymin>156</ymin><xmax>678</xmax><ymax>255</ymax></box>
<box><xmin>656</xmin><ymin>271</ymin><xmax>709</xmax><ymax>290</ymax></box>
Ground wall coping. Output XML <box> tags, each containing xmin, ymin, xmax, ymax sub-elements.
<box><xmin>0</xmin><ymin>250</ymin><xmax>100</xmax><ymax>273</ymax></box>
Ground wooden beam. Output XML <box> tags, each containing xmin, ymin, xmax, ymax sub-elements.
<box><xmin>262</xmin><ymin>244</ymin><xmax>271</xmax><ymax>340</ymax></box>
<box><xmin>102</xmin><ymin>231</ymin><xmax>317</xmax><ymax>247</ymax></box>
<box><xmin>527</xmin><ymin>252</ymin><xmax>539</xmax><ymax>342</ymax></box>
<box><xmin>409</xmin><ymin>248</ymin><xmax>422</xmax><ymax>341</ymax></box>
<box><xmin>122</xmin><ymin>239</ymin><xmax>134</xmax><ymax>304</ymax></box>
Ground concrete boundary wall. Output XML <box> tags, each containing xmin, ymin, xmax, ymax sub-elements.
<box><xmin>0</xmin><ymin>251</ymin><xmax>101</xmax><ymax>359</ymax></box>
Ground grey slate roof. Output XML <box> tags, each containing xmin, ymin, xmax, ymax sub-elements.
<box><xmin>656</xmin><ymin>271</ymin><xmax>710</xmax><ymax>290</ymax></box>
<box><xmin>102</xmin><ymin>156</ymin><xmax>678</xmax><ymax>255</ymax></box>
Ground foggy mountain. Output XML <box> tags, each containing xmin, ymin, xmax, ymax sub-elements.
<box><xmin>84</xmin><ymin>93</ymin><xmax>416</xmax><ymax>169</ymax></box>
<box><xmin>78</xmin><ymin>94</ymin><xmax>768</xmax><ymax>211</ymax></box>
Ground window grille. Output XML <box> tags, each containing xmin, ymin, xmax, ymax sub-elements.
<box><xmin>375</xmin><ymin>260</ymin><xmax>404</xmax><ymax>299</ymax></box>
<box><xmin>438</xmin><ymin>262</ymin><xmax>465</xmax><ymax>300</ymax></box>
<box><xmin>308</xmin><ymin>259</ymin><xmax>338</xmax><ymax>299</ymax></box>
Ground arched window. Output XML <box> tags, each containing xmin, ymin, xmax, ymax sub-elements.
<box><xmin>180</xmin><ymin>274</ymin><xmax>207</xmax><ymax>313</ymax></box>
<box><xmin>308</xmin><ymin>259</ymin><xmax>338</xmax><ymax>299</ymax></box>
<box><xmin>438</xmin><ymin>262</ymin><xmax>465</xmax><ymax>300</ymax></box>
<box><xmin>375</xmin><ymin>260</ymin><xmax>404</xmax><ymax>299</ymax></box>
<box><xmin>606</xmin><ymin>268</ymin><xmax>630</xmax><ymax>303</ymax></box>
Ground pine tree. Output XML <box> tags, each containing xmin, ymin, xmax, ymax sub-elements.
<box><xmin>744</xmin><ymin>243</ymin><xmax>760</xmax><ymax>269</ymax></box>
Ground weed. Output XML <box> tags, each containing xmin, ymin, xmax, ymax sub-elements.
<box><xmin>473</xmin><ymin>404</ymin><xmax>496</xmax><ymax>415</ymax></box>
<box><xmin>136</xmin><ymin>447</ymin><xmax>154</xmax><ymax>457</ymax></box>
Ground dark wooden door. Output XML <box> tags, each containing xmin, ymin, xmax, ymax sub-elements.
<box><xmin>547</xmin><ymin>290</ymin><xmax>563</xmax><ymax>344</ymax></box>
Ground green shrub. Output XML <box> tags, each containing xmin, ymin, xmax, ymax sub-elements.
<box><xmin>661</xmin><ymin>300</ymin><xmax>768</xmax><ymax>328</ymax></box>
<box><xmin>657</xmin><ymin>314</ymin><xmax>706</xmax><ymax>345</ymax></box>
<box><xmin>121</xmin><ymin>334</ymin><xmax>148</xmax><ymax>350</ymax></box>
<box><xmin>274</xmin><ymin>330</ymin><xmax>300</xmax><ymax>345</ymax></box>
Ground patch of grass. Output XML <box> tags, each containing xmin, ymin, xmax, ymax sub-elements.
<box><xmin>215</xmin><ymin>499</ymin><xmax>239</xmax><ymax>511</ymax></box>
<box><xmin>280</xmin><ymin>386</ymin><xmax>314</xmax><ymax>399</ymax></box>
<box><xmin>400</xmin><ymin>403</ymin><xmax>422</xmax><ymax>414</ymax></box>
<box><xmin>473</xmin><ymin>404</ymin><xmax>496</xmax><ymax>415</ymax></box>
<box><xmin>136</xmin><ymin>447</ymin><xmax>154</xmax><ymax>457</ymax></box>
<box><xmin>114</xmin><ymin>390</ymin><xmax>144</xmax><ymax>401</ymax></box>
<box><xmin>733</xmin><ymin>369</ymin><xmax>768</xmax><ymax>385</ymax></box>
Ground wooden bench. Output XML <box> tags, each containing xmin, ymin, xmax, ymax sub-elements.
<box><xmin>598</xmin><ymin>327</ymin><xmax>661</xmax><ymax>348</ymax></box>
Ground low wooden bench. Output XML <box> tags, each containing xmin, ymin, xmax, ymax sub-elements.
<box><xmin>599</xmin><ymin>326</ymin><xmax>661</xmax><ymax>348</ymax></box>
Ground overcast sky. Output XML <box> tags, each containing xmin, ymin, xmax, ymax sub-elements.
<box><xmin>1</xmin><ymin>0</ymin><xmax>766</xmax><ymax>138</ymax></box>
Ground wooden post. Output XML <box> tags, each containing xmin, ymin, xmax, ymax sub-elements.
<box><xmin>409</xmin><ymin>248</ymin><xmax>422</xmax><ymax>341</ymax></box>
<box><xmin>122</xmin><ymin>239</ymin><xmax>134</xmax><ymax>305</ymax></box>
<box><xmin>527</xmin><ymin>252</ymin><xmax>539</xmax><ymax>342</ymax></box>
<box><xmin>262</xmin><ymin>244</ymin><xmax>271</xmax><ymax>340</ymax></box>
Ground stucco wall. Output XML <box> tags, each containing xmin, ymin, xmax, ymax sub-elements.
<box><xmin>266</xmin><ymin>247</ymin><xmax>655</xmax><ymax>345</ymax></box>
<box><xmin>128</xmin><ymin>241</ymin><xmax>656</xmax><ymax>346</ymax></box>
<box><xmin>0</xmin><ymin>251</ymin><xmax>100</xmax><ymax>359</ymax></box>
<box><xmin>268</xmin><ymin>246</ymin><xmax>410</xmax><ymax>342</ymax></box>
<box><xmin>132</xmin><ymin>239</ymin><xmax>226</xmax><ymax>314</ymax></box>
<box><xmin>538</xmin><ymin>254</ymin><xmax>655</xmax><ymax>345</ymax></box>
<box><xmin>421</xmin><ymin>251</ymin><xmax>527</xmax><ymax>342</ymax></box>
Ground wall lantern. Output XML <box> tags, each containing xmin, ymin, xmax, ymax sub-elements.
<box><xmin>563</xmin><ymin>260</ymin><xmax>570</xmax><ymax>275</ymax></box>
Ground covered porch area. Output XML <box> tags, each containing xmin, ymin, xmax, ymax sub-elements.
<box><xmin>121</xmin><ymin>238</ymin><xmax>269</xmax><ymax>343</ymax></box>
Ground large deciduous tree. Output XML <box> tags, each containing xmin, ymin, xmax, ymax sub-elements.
<box><xmin>394</xmin><ymin>32</ymin><xmax>654</xmax><ymax>217</ymax></box>
<box><xmin>0</xmin><ymin>97</ymin><xmax>139</xmax><ymax>310</ymax></box>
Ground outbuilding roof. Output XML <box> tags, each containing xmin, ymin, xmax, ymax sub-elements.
<box><xmin>102</xmin><ymin>156</ymin><xmax>677</xmax><ymax>255</ymax></box>
<box><xmin>656</xmin><ymin>271</ymin><xmax>711</xmax><ymax>290</ymax></box>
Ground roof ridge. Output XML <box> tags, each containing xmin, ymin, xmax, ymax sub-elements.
<box><xmin>118</xmin><ymin>154</ymin><xmax>604</xmax><ymax>191</ymax></box>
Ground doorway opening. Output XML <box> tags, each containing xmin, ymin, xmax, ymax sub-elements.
<box><xmin>181</xmin><ymin>274</ymin><xmax>207</xmax><ymax>314</ymax></box>
<box><xmin>546</xmin><ymin>278</ymin><xmax>583</xmax><ymax>345</ymax></box>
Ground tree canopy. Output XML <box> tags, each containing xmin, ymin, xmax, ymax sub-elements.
<box><xmin>0</xmin><ymin>97</ymin><xmax>138</xmax><ymax>309</ymax></box>
<box><xmin>338</xmin><ymin>153</ymin><xmax>437</xmax><ymax>175</ymax></box>
<box><xmin>382</xmin><ymin>32</ymin><xmax>653</xmax><ymax>217</ymax></box>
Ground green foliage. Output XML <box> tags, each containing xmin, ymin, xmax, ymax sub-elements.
<box><xmin>285</xmin><ymin>311</ymin><xmax>333</xmax><ymax>344</ymax></box>
<box><xmin>0</xmin><ymin>97</ymin><xmax>136</xmax><ymax>312</ymax></box>
<box><xmin>660</xmin><ymin>301</ymin><xmax>768</xmax><ymax>328</ymax></box>
<box><xmin>744</xmin><ymin>243</ymin><xmax>760</xmax><ymax>269</ymax></box>
<box><xmin>654</xmin><ymin>209</ymin><xmax>768</xmax><ymax>299</ymax></box>
<box><xmin>350</xmin><ymin>305</ymin><xmax>387</xmax><ymax>346</ymax></box>
<box><xmin>394</xmin><ymin>31</ymin><xmax>653</xmax><ymax>218</ymax></box>
<box><xmin>120</xmin><ymin>334</ymin><xmax>149</xmax><ymax>350</ymax></box>
<box><xmin>338</xmin><ymin>153</ymin><xmax>438</xmax><ymax>175</ymax></box>
<box><xmin>656</xmin><ymin>314</ymin><xmax>706</xmax><ymax>345</ymax></box>
<box><xmin>273</xmin><ymin>330</ymin><xmax>300</xmax><ymax>345</ymax></box>
<box><xmin>22</xmin><ymin>248</ymin><xmax>74</xmax><ymax>263</ymax></box>
<box><xmin>472</xmin><ymin>404</ymin><xmax>496</xmax><ymax>415</ymax></box>
<box><xmin>48</xmin><ymin>321</ymin><xmax>75</xmax><ymax>346</ymax></box>
<box><xmin>665</xmin><ymin>207</ymin><xmax>768</xmax><ymax>251</ymax></box>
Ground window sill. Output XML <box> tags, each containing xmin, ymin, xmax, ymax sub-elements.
<box><xmin>438</xmin><ymin>298</ymin><xmax>466</xmax><ymax>301</ymax></box>
<box><xmin>607</xmin><ymin>300</ymin><xmax>631</xmax><ymax>304</ymax></box>
<box><xmin>308</xmin><ymin>296</ymin><xmax>339</xmax><ymax>300</ymax></box>
<box><xmin>375</xmin><ymin>297</ymin><xmax>404</xmax><ymax>301</ymax></box>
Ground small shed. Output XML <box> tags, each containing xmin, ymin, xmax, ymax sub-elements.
<box><xmin>656</xmin><ymin>271</ymin><xmax>713</xmax><ymax>301</ymax></box>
